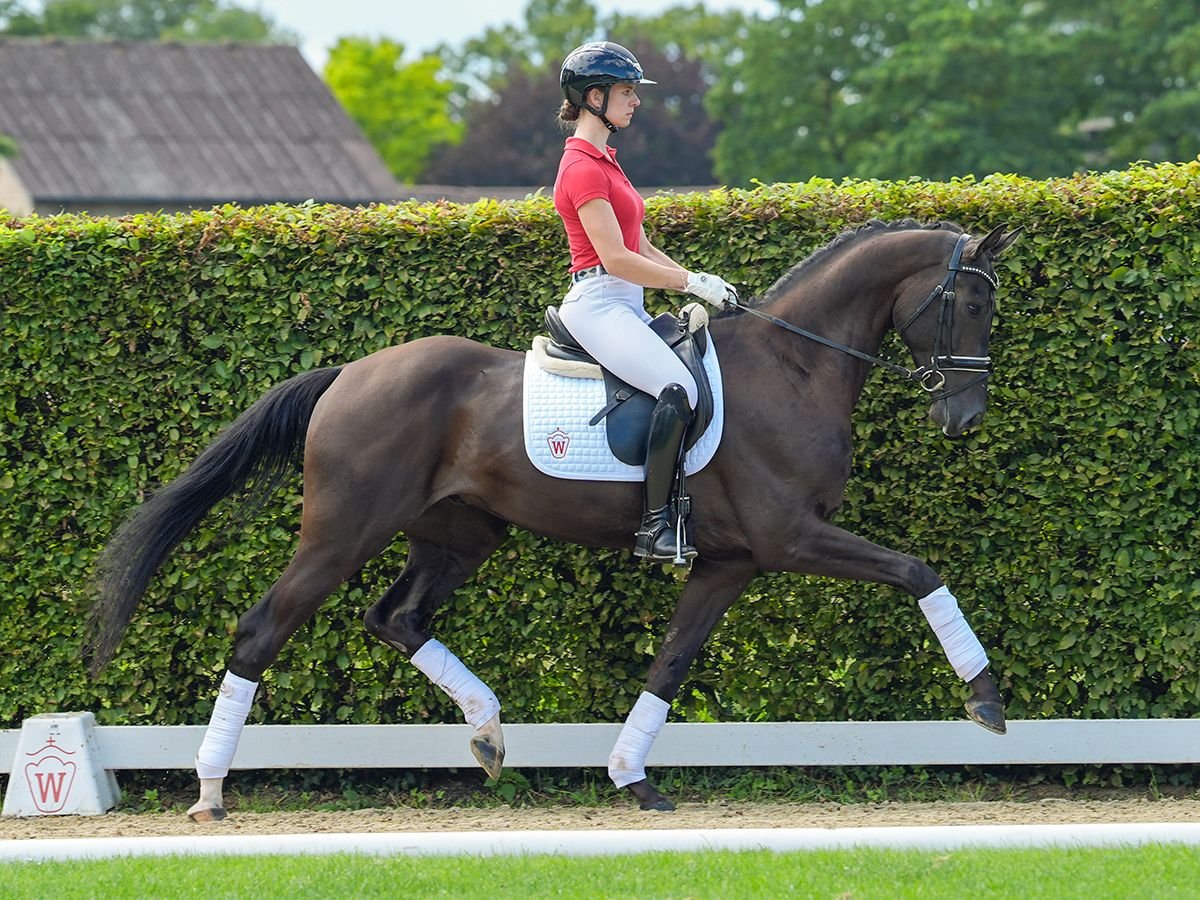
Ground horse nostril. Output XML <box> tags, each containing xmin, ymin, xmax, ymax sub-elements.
<box><xmin>964</xmin><ymin>411</ymin><xmax>984</xmax><ymax>431</ymax></box>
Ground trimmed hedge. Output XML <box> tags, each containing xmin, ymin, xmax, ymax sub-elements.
<box><xmin>2</xmin><ymin>161</ymin><xmax>1198</xmax><ymax>732</ymax></box>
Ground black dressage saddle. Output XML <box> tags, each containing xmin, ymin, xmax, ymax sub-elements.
<box><xmin>542</xmin><ymin>306</ymin><xmax>715</xmax><ymax>466</ymax></box>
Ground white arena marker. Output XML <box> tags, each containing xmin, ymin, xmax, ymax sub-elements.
<box><xmin>2</xmin><ymin>713</ymin><xmax>119</xmax><ymax>817</ymax></box>
<box><xmin>2</xmin><ymin>824</ymin><xmax>1200</xmax><ymax>861</ymax></box>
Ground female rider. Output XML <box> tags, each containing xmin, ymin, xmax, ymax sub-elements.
<box><xmin>553</xmin><ymin>41</ymin><xmax>737</xmax><ymax>564</ymax></box>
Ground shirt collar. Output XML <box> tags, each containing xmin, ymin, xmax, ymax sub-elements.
<box><xmin>564</xmin><ymin>136</ymin><xmax>618</xmax><ymax>162</ymax></box>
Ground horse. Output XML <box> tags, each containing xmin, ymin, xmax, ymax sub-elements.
<box><xmin>85</xmin><ymin>218</ymin><xmax>1021</xmax><ymax>819</ymax></box>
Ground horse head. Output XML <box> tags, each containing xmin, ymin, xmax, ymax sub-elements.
<box><xmin>894</xmin><ymin>224</ymin><xmax>1022</xmax><ymax>437</ymax></box>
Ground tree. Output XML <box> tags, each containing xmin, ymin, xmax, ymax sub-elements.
<box><xmin>0</xmin><ymin>0</ymin><xmax>293</xmax><ymax>42</ymax></box>
<box><xmin>324</xmin><ymin>37</ymin><xmax>462</xmax><ymax>184</ymax></box>
<box><xmin>1052</xmin><ymin>0</ymin><xmax>1200</xmax><ymax>167</ymax></box>
<box><xmin>420</xmin><ymin>60</ymin><xmax>562</xmax><ymax>186</ymax></box>
<box><xmin>424</xmin><ymin>1</ymin><xmax>737</xmax><ymax>186</ymax></box>
<box><xmin>607</xmin><ymin>2</ymin><xmax>754</xmax><ymax>75</ymax></box>
<box><xmin>709</xmin><ymin>0</ymin><xmax>1200</xmax><ymax>185</ymax></box>
<box><xmin>422</xmin><ymin>38</ymin><xmax>716</xmax><ymax>187</ymax></box>
<box><xmin>841</xmin><ymin>1</ymin><xmax>1087</xmax><ymax>180</ymax></box>
<box><xmin>707</xmin><ymin>0</ymin><xmax>911</xmax><ymax>184</ymax></box>
<box><xmin>438</xmin><ymin>0</ymin><xmax>599</xmax><ymax>95</ymax></box>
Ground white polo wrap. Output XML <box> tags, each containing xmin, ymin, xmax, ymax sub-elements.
<box><xmin>919</xmin><ymin>585</ymin><xmax>989</xmax><ymax>681</ymax></box>
<box><xmin>195</xmin><ymin>670</ymin><xmax>258</xmax><ymax>780</ymax></box>
<box><xmin>410</xmin><ymin>639</ymin><xmax>500</xmax><ymax>729</ymax></box>
<box><xmin>608</xmin><ymin>691</ymin><xmax>670</xmax><ymax>788</ymax></box>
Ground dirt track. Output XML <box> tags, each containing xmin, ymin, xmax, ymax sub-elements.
<box><xmin>4</xmin><ymin>798</ymin><xmax>1199</xmax><ymax>840</ymax></box>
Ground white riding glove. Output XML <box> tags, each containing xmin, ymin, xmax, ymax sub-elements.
<box><xmin>684</xmin><ymin>271</ymin><xmax>739</xmax><ymax>309</ymax></box>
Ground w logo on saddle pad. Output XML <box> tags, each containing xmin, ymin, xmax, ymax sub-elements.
<box><xmin>546</xmin><ymin>428</ymin><xmax>571</xmax><ymax>459</ymax></box>
<box><xmin>522</xmin><ymin>329</ymin><xmax>725</xmax><ymax>483</ymax></box>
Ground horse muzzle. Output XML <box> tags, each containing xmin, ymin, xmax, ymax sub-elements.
<box><xmin>921</xmin><ymin>356</ymin><xmax>990</xmax><ymax>437</ymax></box>
<box><xmin>930</xmin><ymin>398</ymin><xmax>986</xmax><ymax>437</ymax></box>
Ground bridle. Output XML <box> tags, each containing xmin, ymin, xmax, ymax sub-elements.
<box><xmin>895</xmin><ymin>232</ymin><xmax>997</xmax><ymax>399</ymax></box>
<box><xmin>732</xmin><ymin>232</ymin><xmax>998</xmax><ymax>401</ymax></box>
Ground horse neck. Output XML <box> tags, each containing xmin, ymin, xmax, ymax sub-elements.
<box><xmin>760</xmin><ymin>242</ymin><xmax>905</xmax><ymax>386</ymax></box>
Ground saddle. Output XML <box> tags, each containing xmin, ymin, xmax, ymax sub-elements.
<box><xmin>540</xmin><ymin>304</ymin><xmax>716</xmax><ymax>466</ymax></box>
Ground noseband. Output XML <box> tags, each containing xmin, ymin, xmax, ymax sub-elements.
<box><xmin>896</xmin><ymin>232</ymin><xmax>998</xmax><ymax>401</ymax></box>
<box><xmin>732</xmin><ymin>232</ymin><xmax>998</xmax><ymax>401</ymax></box>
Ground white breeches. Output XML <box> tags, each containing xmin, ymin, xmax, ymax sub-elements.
<box><xmin>558</xmin><ymin>275</ymin><xmax>699</xmax><ymax>408</ymax></box>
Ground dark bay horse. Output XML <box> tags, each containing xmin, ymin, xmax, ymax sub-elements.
<box><xmin>86</xmin><ymin>219</ymin><xmax>1021</xmax><ymax>818</ymax></box>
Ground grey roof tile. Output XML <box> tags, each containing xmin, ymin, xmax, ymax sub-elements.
<box><xmin>0</xmin><ymin>38</ymin><xmax>400</xmax><ymax>205</ymax></box>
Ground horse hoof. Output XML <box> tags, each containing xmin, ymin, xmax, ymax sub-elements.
<box><xmin>187</xmin><ymin>804</ymin><xmax>226</xmax><ymax>823</ymax></box>
<box><xmin>965</xmin><ymin>698</ymin><xmax>1008</xmax><ymax>735</ymax></box>
<box><xmin>625</xmin><ymin>779</ymin><xmax>676</xmax><ymax>812</ymax></box>
<box><xmin>471</xmin><ymin>734</ymin><xmax>505</xmax><ymax>780</ymax></box>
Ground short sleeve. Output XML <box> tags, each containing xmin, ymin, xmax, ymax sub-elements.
<box><xmin>558</xmin><ymin>158</ymin><xmax>610</xmax><ymax>210</ymax></box>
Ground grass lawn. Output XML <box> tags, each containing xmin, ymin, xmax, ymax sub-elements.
<box><xmin>2</xmin><ymin>846</ymin><xmax>1199</xmax><ymax>898</ymax></box>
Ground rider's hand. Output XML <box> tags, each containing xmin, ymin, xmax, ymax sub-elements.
<box><xmin>685</xmin><ymin>271</ymin><xmax>740</xmax><ymax>310</ymax></box>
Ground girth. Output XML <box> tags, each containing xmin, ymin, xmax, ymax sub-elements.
<box><xmin>542</xmin><ymin>305</ymin><xmax>716</xmax><ymax>466</ymax></box>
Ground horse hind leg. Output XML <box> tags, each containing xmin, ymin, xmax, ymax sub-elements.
<box><xmin>187</xmin><ymin>514</ymin><xmax>407</xmax><ymax>822</ymax></box>
<box><xmin>613</xmin><ymin>558</ymin><xmax>757</xmax><ymax>812</ymax></box>
<box><xmin>363</xmin><ymin>502</ymin><xmax>510</xmax><ymax>779</ymax></box>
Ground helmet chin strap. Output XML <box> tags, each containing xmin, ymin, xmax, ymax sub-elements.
<box><xmin>583</xmin><ymin>85</ymin><xmax>619</xmax><ymax>133</ymax></box>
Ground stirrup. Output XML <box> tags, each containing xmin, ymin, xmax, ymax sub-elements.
<box><xmin>634</xmin><ymin>506</ymin><xmax>696</xmax><ymax>565</ymax></box>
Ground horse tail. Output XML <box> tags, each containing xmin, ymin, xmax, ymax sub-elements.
<box><xmin>85</xmin><ymin>365</ymin><xmax>344</xmax><ymax>677</ymax></box>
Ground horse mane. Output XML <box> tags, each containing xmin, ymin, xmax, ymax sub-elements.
<box><xmin>748</xmin><ymin>218</ymin><xmax>964</xmax><ymax>309</ymax></box>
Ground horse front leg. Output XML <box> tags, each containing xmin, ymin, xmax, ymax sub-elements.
<box><xmin>773</xmin><ymin>519</ymin><xmax>1006</xmax><ymax>735</ymax></box>
<box><xmin>610</xmin><ymin>558</ymin><xmax>757</xmax><ymax>811</ymax></box>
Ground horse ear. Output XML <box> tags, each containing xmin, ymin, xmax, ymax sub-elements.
<box><xmin>965</xmin><ymin>224</ymin><xmax>1023</xmax><ymax>261</ymax></box>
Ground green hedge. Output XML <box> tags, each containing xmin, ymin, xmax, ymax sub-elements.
<box><xmin>2</xmin><ymin>161</ymin><xmax>1198</xmax><ymax>732</ymax></box>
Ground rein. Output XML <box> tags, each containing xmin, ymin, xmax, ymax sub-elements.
<box><xmin>734</xmin><ymin>233</ymin><xmax>998</xmax><ymax>399</ymax></box>
<box><xmin>732</xmin><ymin>304</ymin><xmax>921</xmax><ymax>381</ymax></box>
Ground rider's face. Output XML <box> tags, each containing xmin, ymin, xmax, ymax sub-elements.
<box><xmin>593</xmin><ymin>83</ymin><xmax>640</xmax><ymax>127</ymax></box>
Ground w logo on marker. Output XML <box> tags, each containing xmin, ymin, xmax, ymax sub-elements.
<box><xmin>25</xmin><ymin>756</ymin><xmax>77</xmax><ymax>813</ymax></box>
<box><xmin>547</xmin><ymin>428</ymin><xmax>571</xmax><ymax>459</ymax></box>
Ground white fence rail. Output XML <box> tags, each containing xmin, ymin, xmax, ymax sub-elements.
<box><xmin>5</xmin><ymin>719</ymin><xmax>1200</xmax><ymax>773</ymax></box>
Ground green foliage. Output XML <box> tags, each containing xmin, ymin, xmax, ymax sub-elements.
<box><xmin>0</xmin><ymin>0</ymin><xmax>293</xmax><ymax>42</ymax></box>
<box><xmin>1062</xmin><ymin>0</ymin><xmax>1200</xmax><ymax>166</ymax></box>
<box><xmin>423</xmin><ymin>38</ymin><xmax>718</xmax><ymax>187</ymax></box>
<box><xmin>425</xmin><ymin>1</ymin><xmax>745</xmax><ymax>186</ymax></box>
<box><xmin>324</xmin><ymin>37</ymin><xmax>463</xmax><ymax>184</ymax></box>
<box><xmin>2</xmin><ymin>161</ymin><xmax>1198</xmax><ymax>733</ymax></box>
<box><xmin>709</xmin><ymin>0</ymin><xmax>1200</xmax><ymax>184</ymax></box>
<box><xmin>437</xmin><ymin>0</ymin><xmax>599</xmax><ymax>91</ymax></box>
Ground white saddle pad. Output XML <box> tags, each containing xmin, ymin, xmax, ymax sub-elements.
<box><xmin>522</xmin><ymin>340</ymin><xmax>724</xmax><ymax>482</ymax></box>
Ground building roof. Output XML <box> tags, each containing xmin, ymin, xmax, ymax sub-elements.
<box><xmin>0</xmin><ymin>38</ymin><xmax>401</xmax><ymax>208</ymax></box>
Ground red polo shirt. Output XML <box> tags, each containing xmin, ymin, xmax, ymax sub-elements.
<box><xmin>553</xmin><ymin>136</ymin><xmax>645</xmax><ymax>272</ymax></box>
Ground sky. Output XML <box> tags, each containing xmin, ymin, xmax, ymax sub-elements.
<box><xmin>248</xmin><ymin>0</ymin><xmax>777</xmax><ymax>71</ymax></box>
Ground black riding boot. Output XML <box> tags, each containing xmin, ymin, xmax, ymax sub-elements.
<box><xmin>634</xmin><ymin>384</ymin><xmax>697</xmax><ymax>564</ymax></box>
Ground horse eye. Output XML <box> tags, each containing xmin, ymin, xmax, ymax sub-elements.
<box><xmin>967</xmin><ymin>303</ymin><xmax>983</xmax><ymax>316</ymax></box>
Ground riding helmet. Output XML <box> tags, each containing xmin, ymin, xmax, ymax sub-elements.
<box><xmin>559</xmin><ymin>41</ymin><xmax>656</xmax><ymax>107</ymax></box>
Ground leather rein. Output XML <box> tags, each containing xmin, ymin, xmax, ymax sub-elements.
<box><xmin>731</xmin><ymin>233</ymin><xmax>998</xmax><ymax>401</ymax></box>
